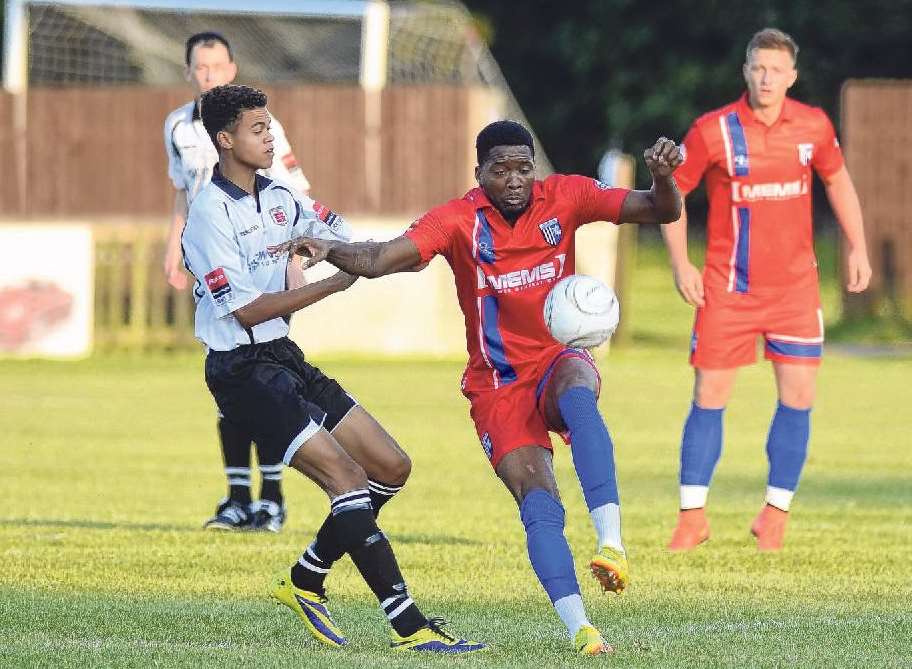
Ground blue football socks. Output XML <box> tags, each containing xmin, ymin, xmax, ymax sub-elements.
<box><xmin>765</xmin><ymin>402</ymin><xmax>811</xmax><ymax>510</ymax></box>
<box><xmin>679</xmin><ymin>402</ymin><xmax>724</xmax><ymax>508</ymax></box>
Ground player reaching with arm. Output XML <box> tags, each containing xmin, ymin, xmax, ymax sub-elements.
<box><xmin>271</xmin><ymin>120</ymin><xmax>683</xmax><ymax>655</ymax></box>
<box><xmin>662</xmin><ymin>28</ymin><xmax>871</xmax><ymax>552</ymax></box>
<box><xmin>181</xmin><ymin>84</ymin><xmax>485</xmax><ymax>653</ymax></box>
<box><xmin>163</xmin><ymin>32</ymin><xmax>323</xmax><ymax>531</ymax></box>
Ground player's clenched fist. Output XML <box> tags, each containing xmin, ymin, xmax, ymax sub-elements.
<box><xmin>644</xmin><ymin>137</ymin><xmax>684</xmax><ymax>177</ymax></box>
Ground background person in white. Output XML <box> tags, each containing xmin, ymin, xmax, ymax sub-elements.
<box><xmin>181</xmin><ymin>84</ymin><xmax>485</xmax><ymax>654</ymax></box>
<box><xmin>163</xmin><ymin>31</ymin><xmax>315</xmax><ymax>530</ymax></box>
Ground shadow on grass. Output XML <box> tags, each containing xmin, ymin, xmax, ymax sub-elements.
<box><xmin>0</xmin><ymin>518</ymin><xmax>195</xmax><ymax>532</ymax></box>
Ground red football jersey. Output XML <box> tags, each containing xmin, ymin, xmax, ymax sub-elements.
<box><xmin>405</xmin><ymin>175</ymin><xmax>629</xmax><ymax>392</ymax></box>
<box><xmin>674</xmin><ymin>93</ymin><xmax>844</xmax><ymax>294</ymax></box>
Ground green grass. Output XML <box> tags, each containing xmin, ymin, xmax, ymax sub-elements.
<box><xmin>1</xmin><ymin>238</ymin><xmax>910</xmax><ymax>667</ymax></box>
<box><xmin>1</xmin><ymin>348</ymin><xmax>910</xmax><ymax>668</ymax></box>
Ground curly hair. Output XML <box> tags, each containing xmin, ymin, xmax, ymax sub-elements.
<box><xmin>200</xmin><ymin>84</ymin><xmax>267</xmax><ymax>152</ymax></box>
<box><xmin>475</xmin><ymin>120</ymin><xmax>534</xmax><ymax>166</ymax></box>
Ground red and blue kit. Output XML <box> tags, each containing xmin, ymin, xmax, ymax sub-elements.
<box><xmin>675</xmin><ymin>94</ymin><xmax>844</xmax><ymax>368</ymax></box>
<box><xmin>405</xmin><ymin>175</ymin><xmax>629</xmax><ymax>466</ymax></box>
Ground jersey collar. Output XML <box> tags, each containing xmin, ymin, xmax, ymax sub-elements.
<box><xmin>736</xmin><ymin>92</ymin><xmax>796</xmax><ymax>126</ymax></box>
<box><xmin>212</xmin><ymin>164</ymin><xmax>273</xmax><ymax>201</ymax></box>
<box><xmin>468</xmin><ymin>180</ymin><xmax>545</xmax><ymax>212</ymax></box>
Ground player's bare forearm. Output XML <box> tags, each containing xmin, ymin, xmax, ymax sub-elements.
<box><xmin>650</xmin><ymin>174</ymin><xmax>684</xmax><ymax>223</ymax></box>
<box><xmin>661</xmin><ymin>207</ymin><xmax>691</xmax><ymax>268</ymax></box>
<box><xmin>824</xmin><ymin>167</ymin><xmax>867</xmax><ymax>251</ymax></box>
<box><xmin>324</xmin><ymin>236</ymin><xmax>422</xmax><ymax>278</ymax></box>
<box><xmin>620</xmin><ymin>137</ymin><xmax>684</xmax><ymax>224</ymax></box>
<box><xmin>233</xmin><ymin>272</ymin><xmax>355</xmax><ymax>329</ymax></box>
<box><xmin>619</xmin><ymin>177</ymin><xmax>683</xmax><ymax>225</ymax></box>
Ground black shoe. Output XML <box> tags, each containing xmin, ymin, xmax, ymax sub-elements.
<box><xmin>249</xmin><ymin>500</ymin><xmax>287</xmax><ymax>533</ymax></box>
<box><xmin>203</xmin><ymin>498</ymin><xmax>252</xmax><ymax>531</ymax></box>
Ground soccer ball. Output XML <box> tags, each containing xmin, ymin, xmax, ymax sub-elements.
<box><xmin>544</xmin><ymin>275</ymin><xmax>620</xmax><ymax>348</ymax></box>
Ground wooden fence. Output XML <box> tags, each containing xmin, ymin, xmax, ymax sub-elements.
<box><xmin>841</xmin><ymin>80</ymin><xmax>912</xmax><ymax>319</ymax></box>
<box><xmin>92</xmin><ymin>222</ymin><xmax>197</xmax><ymax>351</ymax></box>
<box><xmin>0</xmin><ymin>84</ymin><xmax>495</xmax><ymax>218</ymax></box>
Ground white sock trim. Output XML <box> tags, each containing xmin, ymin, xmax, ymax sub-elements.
<box><xmin>386</xmin><ymin>597</ymin><xmax>414</xmax><ymax>620</ymax></box>
<box><xmin>680</xmin><ymin>485</ymin><xmax>709</xmax><ymax>509</ymax></box>
<box><xmin>553</xmin><ymin>594</ymin><xmax>589</xmax><ymax>639</ymax></box>
<box><xmin>589</xmin><ymin>503</ymin><xmax>623</xmax><ymax>552</ymax></box>
<box><xmin>766</xmin><ymin>486</ymin><xmax>794</xmax><ymax>511</ymax></box>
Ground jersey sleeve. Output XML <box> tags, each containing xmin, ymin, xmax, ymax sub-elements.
<box><xmin>164</xmin><ymin>117</ymin><xmax>186</xmax><ymax>191</ymax></box>
<box><xmin>673</xmin><ymin>122</ymin><xmax>710</xmax><ymax>195</ymax></box>
<box><xmin>182</xmin><ymin>200</ymin><xmax>262</xmax><ymax>318</ymax></box>
<box><xmin>403</xmin><ymin>208</ymin><xmax>454</xmax><ymax>263</ymax></box>
<box><xmin>812</xmin><ymin>112</ymin><xmax>845</xmax><ymax>179</ymax></box>
<box><xmin>559</xmin><ymin>175</ymin><xmax>630</xmax><ymax>227</ymax></box>
<box><xmin>291</xmin><ymin>194</ymin><xmax>353</xmax><ymax>242</ymax></box>
<box><xmin>265</xmin><ymin>115</ymin><xmax>311</xmax><ymax>194</ymax></box>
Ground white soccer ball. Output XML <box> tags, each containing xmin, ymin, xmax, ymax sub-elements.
<box><xmin>544</xmin><ymin>275</ymin><xmax>620</xmax><ymax>348</ymax></box>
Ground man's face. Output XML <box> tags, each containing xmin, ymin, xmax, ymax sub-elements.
<box><xmin>475</xmin><ymin>145</ymin><xmax>535</xmax><ymax>220</ymax></box>
<box><xmin>186</xmin><ymin>43</ymin><xmax>237</xmax><ymax>98</ymax></box>
<box><xmin>218</xmin><ymin>108</ymin><xmax>274</xmax><ymax>170</ymax></box>
<box><xmin>743</xmin><ymin>47</ymin><xmax>797</xmax><ymax>109</ymax></box>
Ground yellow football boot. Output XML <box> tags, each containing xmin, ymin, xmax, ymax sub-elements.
<box><xmin>574</xmin><ymin>624</ymin><xmax>612</xmax><ymax>655</ymax></box>
<box><xmin>269</xmin><ymin>573</ymin><xmax>347</xmax><ymax>647</ymax></box>
<box><xmin>589</xmin><ymin>545</ymin><xmax>630</xmax><ymax>593</ymax></box>
<box><xmin>390</xmin><ymin>617</ymin><xmax>487</xmax><ymax>654</ymax></box>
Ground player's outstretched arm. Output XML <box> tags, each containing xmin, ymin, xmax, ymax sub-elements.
<box><xmin>618</xmin><ymin>137</ymin><xmax>684</xmax><ymax>225</ymax></box>
<box><xmin>232</xmin><ymin>270</ymin><xmax>357</xmax><ymax>329</ymax></box>
<box><xmin>822</xmin><ymin>166</ymin><xmax>872</xmax><ymax>293</ymax></box>
<box><xmin>270</xmin><ymin>236</ymin><xmax>423</xmax><ymax>279</ymax></box>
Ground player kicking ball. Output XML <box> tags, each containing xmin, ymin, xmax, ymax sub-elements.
<box><xmin>271</xmin><ymin>120</ymin><xmax>683</xmax><ymax>654</ymax></box>
<box><xmin>182</xmin><ymin>84</ymin><xmax>484</xmax><ymax>653</ymax></box>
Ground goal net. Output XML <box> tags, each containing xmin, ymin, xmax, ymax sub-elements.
<box><xmin>6</xmin><ymin>0</ymin><xmax>552</xmax><ymax>171</ymax></box>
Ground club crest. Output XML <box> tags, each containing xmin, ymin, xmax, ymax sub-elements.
<box><xmin>269</xmin><ymin>206</ymin><xmax>288</xmax><ymax>225</ymax></box>
<box><xmin>539</xmin><ymin>217</ymin><xmax>562</xmax><ymax>246</ymax></box>
<box><xmin>798</xmin><ymin>143</ymin><xmax>814</xmax><ymax>166</ymax></box>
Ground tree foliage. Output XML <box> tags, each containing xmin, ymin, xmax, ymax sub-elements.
<box><xmin>465</xmin><ymin>0</ymin><xmax>912</xmax><ymax>183</ymax></box>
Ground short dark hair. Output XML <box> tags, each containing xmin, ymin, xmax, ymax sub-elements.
<box><xmin>185</xmin><ymin>32</ymin><xmax>233</xmax><ymax>66</ymax></box>
<box><xmin>476</xmin><ymin>120</ymin><xmax>534</xmax><ymax>165</ymax></box>
<box><xmin>746</xmin><ymin>28</ymin><xmax>798</xmax><ymax>64</ymax></box>
<box><xmin>200</xmin><ymin>84</ymin><xmax>267</xmax><ymax>151</ymax></box>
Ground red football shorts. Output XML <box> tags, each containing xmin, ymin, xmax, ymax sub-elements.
<box><xmin>462</xmin><ymin>348</ymin><xmax>601</xmax><ymax>468</ymax></box>
<box><xmin>690</xmin><ymin>285</ymin><xmax>824</xmax><ymax>369</ymax></box>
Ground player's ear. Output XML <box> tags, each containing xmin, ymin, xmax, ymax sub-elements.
<box><xmin>216</xmin><ymin>129</ymin><xmax>233</xmax><ymax>151</ymax></box>
<box><xmin>787</xmin><ymin>67</ymin><xmax>798</xmax><ymax>89</ymax></box>
<box><xmin>184</xmin><ymin>64</ymin><xmax>193</xmax><ymax>84</ymax></box>
<box><xmin>226</xmin><ymin>61</ymin><xmax>238</xmax><ymax>84</ymax></box>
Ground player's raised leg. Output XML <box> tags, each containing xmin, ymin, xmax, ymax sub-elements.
<box><xmin>541</xmin><ymin>352</ymin><xmax>628</xmax><ymax>593</ymax></box>
<box><xmin>751</xmin><ymin>361</ymin><xmax>816</xmax><ymax>551</ymax></box>
<box><xmin>668</xmin><ymin>367</ymin><xmax>736</xmax><ymax>551</ymax></box>
<box><xmin>289</xmin><ymin>405</ymin><xmax>412</xmax><ymax>596</ymax></box>
<box><xmin>497</xmin><ymin>447</ymin><xmax>611</xmax><ymax>655</ymax></box>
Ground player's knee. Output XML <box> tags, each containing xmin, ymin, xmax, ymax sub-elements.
<box><xmin>387</xmin><ymin>449</ymin><xmax>411</xmax><ymax>485</ymax></box>
<box><xmin>520</xmin><ymin>488</ymin><xmax>565</xmax><ymax>530</ymax></box>
<box><xmin>694</xmin><ymin>378</ymin><xmax>733</xmax><ymax>409</ymax></box>
<box><xmin>330</xmin><ymin>455</ymin><xmax>369</xmax><ymax>495</ymax></box>
<box><xmin>779</xmin><ymin>389</ymin><xmax>815</xmax><ymax>410</ymax></box>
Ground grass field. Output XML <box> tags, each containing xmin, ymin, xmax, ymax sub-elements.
<box><xmin>2</xmin><ymin>241</ymin><xmax>910</xmax><ymax>668</ymax></box>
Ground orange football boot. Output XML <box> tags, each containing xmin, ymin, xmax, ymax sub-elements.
<box><xmin>667</xmin><ymin>508</ymin><xmax>710</xmax><ymax>551</ymax></box>
<box><xmin>751</xmin><ymin>504</ymin><xmax>789</xmax><ymax>551</ymax></box>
